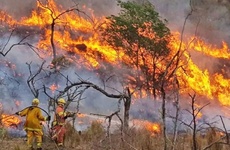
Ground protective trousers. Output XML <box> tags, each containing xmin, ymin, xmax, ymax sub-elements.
<box><xmin>27</xmin><ymin>130</ymin><xmax>43</xmax><ymax>148</ymax></box>
<box><xmin>52</xmin><ymin>125</ymin><xmax>66</xmax><ymax>146</ymax></box>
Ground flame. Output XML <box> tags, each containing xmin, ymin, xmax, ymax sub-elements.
<box><xmin>146</xmin><ymin>122</ymin><xmax>161</xmax><ymax>135</ymax></box>
<box><xmin>132</xmin><ymin>119</ymin><xmax>161</xmax><ymax>135</ymax></box>
<box><xmin>49</xmin><ymin>84</ymin><xmax>59</xmax><ymax>92</ymax></box>
<box><xmin>171</xmin><ymin>33</ymin><xmax>230</xmax><ymax>105</ymax></box>
<box><xmin>77</xmin><ymin>113</ymin><xmax>86</xmax><ymax>118</ymax></box>
<box><xmin>1</xmin><ymin>114</ymin><xmax>21</xmax><ymax>128</ymax></box>
<box><xmin>1</xmin><ymin>0</ymin><xmax>230</xmax><ymax>106</ymax></box>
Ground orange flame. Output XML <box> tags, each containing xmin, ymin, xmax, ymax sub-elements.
<box><xmin>1</xmin><ymin>0</ymin><xmax>230</xmax><ymax>106</ymax></box>
<box><xmin>77</xmin><ymin>113</ymin><xmax>86</xmax><ymax>118</ymax></box>
<box><xmin>132</xmin><ymin>119</ymin><xmax>161</xmax><ymax>135</ymax></box>
<box><xmin>49</xmin><ymin>84</ymin><xmax>59</xmax><ymax>92</ymax></box>
<box><xmin>1</xmin><ymin>114</ymin><xmax>21</xmax><ymax>128</ymax></box>
<box><xmin>146</xmin><ymin>122</ymin><xmax>161</xmax><ymax>135</ymax></box>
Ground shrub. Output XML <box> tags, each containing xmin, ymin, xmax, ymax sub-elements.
<box><xmin>82</xmin><ymin>120</ymin><xmax>105</xmax><ymax>141</ymax></box>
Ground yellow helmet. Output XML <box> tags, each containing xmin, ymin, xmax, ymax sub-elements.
<box><xmin>58</xmin><ymin>98</ymin><xmax>66</xmax><ymax>105</ymax></box>
<box><xmin>32</xmin><ymin>98</ymin><xmax>39</xmax><ymax>105</ymax></box>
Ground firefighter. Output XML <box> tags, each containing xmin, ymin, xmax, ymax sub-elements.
<box><xmin>51</xmin><ymin>98</ymin><xmax>74</xmax><ymax>148</ymax></box>
<box><xmin>15</xmin><ymin>98</ymin><xmax>51</xmax><ymax>150</ymax></box>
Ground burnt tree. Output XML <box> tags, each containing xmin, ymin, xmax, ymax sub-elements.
<box><xmin>43</xmin><ymin>76</ymin><xmax>132</xmax><ymax>130</ymax></box>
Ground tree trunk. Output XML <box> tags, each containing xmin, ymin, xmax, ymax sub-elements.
<box><xmin>171</xmin><ymin>77</ymin><xmax>180</xmax><ymax>150</ymax></box>
<box><xmin>123</xmin><ymin>88</ymin><xmax>132</xmax><ymax>130</ymax></box>
<box><xmin>51</xmin><ymin>20</ymin><xmax>56</xmax><ymax>60</ymax></box>
<box><xmin>161</xmin><ymin>84</ymin><xmax>167</xmax><ymax>150</ymax></box>
<box><xmin>192</xmin><ymin>97</ymin><xmax>197</xmax><ymax>150</ymax></box>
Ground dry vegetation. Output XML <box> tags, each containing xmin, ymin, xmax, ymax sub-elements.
<box><xmin>0</xmin><ymin>121</ymin><xmax>230</xmax><ymax>150</ymax></box>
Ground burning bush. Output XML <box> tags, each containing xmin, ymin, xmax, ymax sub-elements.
<box><xmin>0</xmin><ymin>114</ymin><xmax>21</xmax><ymax>128</ymax></box>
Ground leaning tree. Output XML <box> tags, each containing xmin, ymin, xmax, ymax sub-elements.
<box><xmin>100</xmin><ymin>0</ymin><xmax>172</xmax><ymax>99</ymax></box>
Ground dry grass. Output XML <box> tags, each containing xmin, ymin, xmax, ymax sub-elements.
<box><xmin>2</xmin><ymin>121</ymin><xmax>230</xmax><ymax>150</ymax></box>
<box><xmin>64</xmin><ymin>120</ymin><xmax>106</xmax><ymax>149</ymax></box>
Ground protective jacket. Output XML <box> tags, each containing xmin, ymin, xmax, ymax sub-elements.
<box><xmin>53</xmin><ymin>105</ymin><xmax>68</xmax><ymax>126</ymax></box>
<box><xmin>19</xmin><ymin>106</ymin><xmax>46</xmax><ymax>131</ymax></box>
<box><xmin>51</xmin><ymin>105</ymin><xmax>68</xmax><ymax>146</ymax></box>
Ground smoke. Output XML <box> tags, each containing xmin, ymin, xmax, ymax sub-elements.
<box><xmin>1</xmin><ymin>0</ymin><xmax>230</xmax><ymax>132</ymax></box>
<box><xmin>147</xmin><ymin>0</ymin><xmax>230</xmax><ymax>44</ymax></box>
<box><xmin>0</xmin><ymin>0</ymin><xmax>36</xmax><ymax>19</ymax></box>
<box><xmin>1</xmin><ymin>0</ymin><xmax>229</xmax><ymax>41</ymax></box>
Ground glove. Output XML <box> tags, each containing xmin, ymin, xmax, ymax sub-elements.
<box><xmin>70</xmin><ymin>112</ymin><xmax>76</xmax><ymax>117</ymax></box>
<box><xmin>67</xmin><ymin>112</ymin><xmax>75</xmax><ymax>117</ymax></box>
<box><xmin>15</xmin><ymin>112</ymin><xmax>20</xmax><ymax>115</ymax></box>
<box><xmin>46</xmin><ymin>116</ymin><xmax>51</xmax><ymax>121</ymax></box>
<box><xmin>66</xmin><ymin>112</ymin><xmax>71</xmax><ymax>116</ymax></box>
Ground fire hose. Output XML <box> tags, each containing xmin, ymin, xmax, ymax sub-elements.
<box><xmin>1</xmin><ymin>106</ymin><xmax>51</xmax><ymax>129</ymax></box>
<box><xmin>16</xmin><ymin>106</ymin><xmax>50</xmax><ymax>117</ymax></box>
<box><xmin>1</xmin><ymin>106</ymin><xmax>50</xmax><ymax>118</ymax></box>
<box><xmin>17</xmin><ymin>106</ymin><xmax>51</xmax><ymax>130</ymax></box>
<box><xmin>1</xmin><ymin>107</ymin><xmax>81</xmax><ymax>135</ymax></box>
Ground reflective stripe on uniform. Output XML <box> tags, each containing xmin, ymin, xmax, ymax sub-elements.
<box><xmin>58</xmin><ymin>111</ymin><xmax>66</xmax><ymax>116</ymax></box>
<box><xmin>24</xmin><ymin>127</ymin><xmax>43</xmax><ymax>133</ymax></box>
<box><xmin>37</xmin><ymin>142</ymin><xmax>42</xmax><ymax>147</ymax></box>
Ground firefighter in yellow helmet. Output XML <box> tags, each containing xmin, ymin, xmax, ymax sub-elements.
<box><xmin>15</xmin><ymin>98</ymin><xmax>51</xmax><ymax>150</ymax></box>
<box><xmin>51</xmin><ymin>98</ymin><xmax>75</xmax><ymax>148</ymax></box>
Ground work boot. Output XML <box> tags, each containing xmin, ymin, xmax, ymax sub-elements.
<box><xmin>58</xmin><ymin>145</ymin><xmax>65</xmax><ymax>150</ymax></box>
<box><xmin>37</xmin><ymin>148</ymin><xmax>42</xmax><ymax>150</ymax></box>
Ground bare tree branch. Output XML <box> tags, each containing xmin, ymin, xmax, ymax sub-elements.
<box><xmin>219</xmin><ymin>115</ymin><xmax>229</xmax><ymax>144</ymax></box>
<box><xmin>26</xmin><ymin>61</ymin><xmax>46</xmax><ymax>98</ymax></box>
